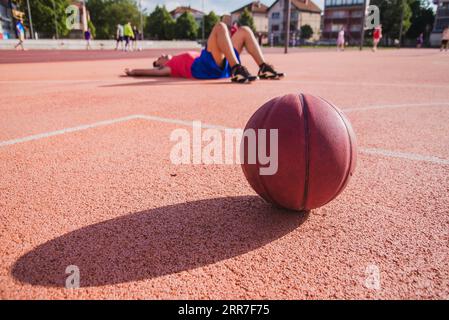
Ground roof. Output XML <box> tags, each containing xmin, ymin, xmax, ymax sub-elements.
<box><xmin>268</xmin><ymin>0</ymin><xmax>321</xmax><ymax>14</ymax></box>
<box><xmin>231</xmin><ymin>1</ymin><xmax>269</xmax><ymax>14</ymax></box>
<box><xmin>170</xmin><ymin>6</ymin><xmax>204</xmax><ymax>16</ymax></box>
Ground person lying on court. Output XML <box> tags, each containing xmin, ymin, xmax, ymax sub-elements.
<box><xmin>124</xmin><ymin>22</ymin><xmax>284</xmax><ymax>83</ymax></box>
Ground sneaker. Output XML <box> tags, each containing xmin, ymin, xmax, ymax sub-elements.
<box><xmin>258</xmin><ymin>63</ymin><xmax>285</xmax><ymax>79</ymax></box>
<box><xmin>231</xmin><ymin>64</ymin><xmax>258</xmax><ymax>83</ymax></box>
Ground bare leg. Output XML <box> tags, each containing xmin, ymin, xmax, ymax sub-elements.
<box><xmin>231</xmin><ymin>26</ymin><xmax>265</xmax><ymax>66</ymax></box>
<box><xmin>15</xmin><ymin>40</ymin><xmax>24</xmax><ymax>50</ymax></box>
<box><xmin>207</xmin><ymin>22</ymin><xmax>239</xmax><ymax>68</ymax></box>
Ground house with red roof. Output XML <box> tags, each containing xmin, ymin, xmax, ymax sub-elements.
<box><xmin>268</xmin><ymin>0</ymin><xmax>322</xmax><ymax>44</ymax></box>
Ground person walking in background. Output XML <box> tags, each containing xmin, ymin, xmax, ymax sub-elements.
<box><xmin>441</xmin><ymin>26</ymin><xmax>449</xmax><ymax>52</ymax></box>
<box><xmin>14</xmin><ymin>18</ymin><xmax>26</xmax><ymax>51</ymax></box>
<box><xmin>124</xmin><ymin>22</ymin><xmax>135</xmax><ymax>52</ymax></box>
<box><xmin>84</xmin><ymin>28</ymin><xmax>92</xmax><ymax>50</ymax></box>
<box><xmin>416</xmin><ymin>32</ymin><xmax>424</xmax><ymax>48</ymax></box>
<box><xmin>115</xmin><ymin>24</ymin><xmax>124</xmax><ymax>51</ymax></box>
<box><xmin>372</xmin><ymin>24</ymin><xmax>382</xmax><ymax>52</ymax></box>
<box><xmin>132</xmin><ymin>25</ymin><xmax>139</xmax><ymax>51</ymax></box>
<box><xmin>337</xmin><ymin>27</ymin><xmax>345</xmax><ymax>51</ymax></box>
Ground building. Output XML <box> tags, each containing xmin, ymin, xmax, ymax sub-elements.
<box><xmin>231</xmin><ymin>1</ymin><xmax>269</xmax><ymax>36</ymax></box>
<box><xmin>170</xmin><ymin>6</ymin><xmax>205</xmax><ymax>26</ymax></box>
<box><xmin>322</xmin><ymin>0</ymin><xmax>365</xmax><ymax>45</ymax></box>
<box><xmin>0</xmin><ymin>0</ymin><xmax>19</xmax><ymax>39</ymax></box>
<box><xmin>430</xmin><ymin>0</ymin><xmax>449</xmax><ymax>46</ymax></box>
<box><xmin>268</xmin><ymin>0</ymin><xmax>321</xmax><ymax>45</ymax></box>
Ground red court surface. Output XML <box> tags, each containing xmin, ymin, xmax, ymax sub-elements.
<box><xmin>0</xmin><ymin>48</ymin><xmax>448</xmax><ymax>299</ymax></box>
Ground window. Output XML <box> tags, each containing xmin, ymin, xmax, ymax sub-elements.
<box><xmin>272</xmin><ymin>24</ymin><xmax>279</xmax><ymax>32</ymax></box>
<box><xmin>331</xmin><ymin>24</ymin><xmax>343</xmax><ymax>32</ymax></box>
<box><xmin>332</xmin><ymin>10</ymin><xmax>347</xmax><ymax>18</ymax></box>
<box><xmin>351</xmin><ymin>10</ymin><xmax>363</xmax><ymax>18</ymax></box>
<box><xmin>271</xmin><ymin>12</ymin><xmax>280</xmax><ymax>19</ymax></box>
<box><xmin>350</xmin><ymin>24</ymin><xmax>361</xmax><ymax>32</ymax></box>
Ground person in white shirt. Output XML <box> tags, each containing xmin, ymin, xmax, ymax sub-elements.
<box><xmin>337</xmin><ymin>27</ymin><xmax>345</xmax><ymax>51</ymax></box>
<box><xmin>115</xmin><ymin>24</ymin><xmax>124</xmax><ymax>51</ymax></box>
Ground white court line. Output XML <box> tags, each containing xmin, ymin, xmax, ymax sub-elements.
<box><xmin>360</xmin><ymin>148</ymin><xmax>449</xmax><ymax>165</ymax></box>
<box><xmin>1</xmin><ymin>113</ymin><xmax>449</xmax><ymax>166</ymax></box>
<box><xmin>0</xmin><ymin>115</ymin><xmax>141</xmax><ymax>147</ymax></box>
<box><xmin>344</xmin><ymin>102</ymin><xmax>449</xmax><ymax>112</ymax></box>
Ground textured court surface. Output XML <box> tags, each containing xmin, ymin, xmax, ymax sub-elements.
<box><xmin>0</xmin><ymin>48</ymin><xmax>448</xmax><ymax>299</ymax></box>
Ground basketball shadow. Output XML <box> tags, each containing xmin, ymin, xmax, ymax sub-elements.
<box><xmin>12</xmin><ymin>196</ymin><xmax>307</xmax><ymax>288</ymax></box>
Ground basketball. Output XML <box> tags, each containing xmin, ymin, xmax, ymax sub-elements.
<box><xmin>241</xmin><ymin>93</ymin><xmax>357</xmax><ymax>211</ymax></box>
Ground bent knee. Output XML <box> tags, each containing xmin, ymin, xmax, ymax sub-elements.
<box><xmin>239</xmin><ymin>26</ymin><xmax>253</xmax><ymax>34</ymax></box>
<box><xmin>214</xmin><ymin>22</ymin><xmax>228</xmax><ymax>32</ymax></box>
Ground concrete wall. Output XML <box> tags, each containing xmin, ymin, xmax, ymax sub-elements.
<box><xmin>253</xmin><ymin>13</ymin><xmax>269</xmax><ymax>33</ymax></box>
<box><xmin>0</xmin><ymin>39</ymin><xmax>201</xmax><ymax>50</ymax></box>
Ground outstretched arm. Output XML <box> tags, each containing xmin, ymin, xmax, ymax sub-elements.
<box><xmin>125</xmin><ymin>67</ymin><xmax>171</xmax><ymax>77</ymax></box>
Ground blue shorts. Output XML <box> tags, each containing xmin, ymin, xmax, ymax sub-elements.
<box><xmin>191</xmin><ymin>47</ymin><xmax>241</xmax><ymax>79</ymax></box>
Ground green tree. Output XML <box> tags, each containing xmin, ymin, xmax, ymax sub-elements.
<box><xmin>87</xmin><ymin>20</ymin><xmax>96</xmax><ymax>39</ymax></box>
<box><xmin>370</xmin><ymin>0</ymin><xmax>412</xmax><ymax>44</ymax></box>
<box><xmin>87</xmin><ymin>0</ymin><xmax>140</xmax><ymax>39</ymax></box>
<box><xmin>175</xmin><ymin>12</ymin><xmax>198</xmax><ymax>40</ymax></box>
<box><xmin>145</xmin><ymin>5</ymin><xmax>175</xmax><ymax>40</ymax></box>
<box><xmin>300</xmin><ymin>24</ymin><xmax>313</xmax><ymax>40</ymax></box>
<box><xmin>13</xmin><ymin>0</ymin><xmax>71</xmax><ymax>38</ymax></box>
<box><xmin>85</xmin><ymin>0</ymin><xmax>108</xmax><ymax>38</ymax></box>
<box><xmin>405</xmin><ymin>0</ymin><xmax>435</xmax><ymax>41</ymax></box>
<box><xmin>201</xmin><ymin>11</ymin><xmax>219</xmax><ymax>38</ymax></box>
<box><xmin>238</xmin><ymin>8</ymin><xmax>256</xmax><ymax>33</ymax></box>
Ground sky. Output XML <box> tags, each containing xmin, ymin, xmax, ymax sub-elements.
<box><xmin>140</xmin><ymin>0</ymin><xmax>325</xmax><ymax>15</ymax></box>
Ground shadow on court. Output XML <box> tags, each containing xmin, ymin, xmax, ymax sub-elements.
<box><xmin>12</xmin><ymin>196</ymin><xmax>307</xmax><ymax>287</ymax></box>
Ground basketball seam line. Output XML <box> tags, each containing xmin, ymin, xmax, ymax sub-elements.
<box><xmin>319</xmin><ymin>96</ymin><xmax>354</xmax><ymax>203</ymax></box>
<box><xmin>300</xmin><ymin>94</ymin><xmax>311</xmax><ymax>211</ymax></box>
<box><xmin>254</xmin><ymin>101</ymin><xmax>277</xmax><ymax>206</ymax></box>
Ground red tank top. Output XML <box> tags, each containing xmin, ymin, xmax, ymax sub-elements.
<box><xmin>165</xmin><ymin>52</ymin><xmax>200</xmax><ymax>78</ymax></box>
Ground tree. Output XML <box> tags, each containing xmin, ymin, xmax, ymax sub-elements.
<box><xmin>202</xmin><ymin>11</ymin><xmax>219</xmax><ymax>38</ymax></box>
<box><xmin>87</xmin><ymin>20</ymin><xmax>96</xmax><ymax>39</ymax></box>
<box><xmin>145</xmin><ymin>5</ymin><xmax>175</xmax><ymax>40</ymax></box>
<box><xmin>238</xmin><ymin>8</ymin><xmax>256</xmax><ymax>33</ymax></box>
<box><xmin>406</xmin><ymin>0</ymin><xmax>435</xmax><ymax>42</ymax></box>
<box><xmin>13</xmin><ymin>0</ymin><xmax>71</xmax><ymax>38</ymax></box>
<box><xmin>370</xmin><ymin>0</ymin><xmax>412</xmax><ymax>44</ymax></box>
<box><xmin>300</xmin><ymin>24</ymin><xmax>313</xmax><ymax>40</ymax></box>
<box><xmin>175</xmin><ymin>12</ymin><xmax>198</xmax><ymax>40</ymax></box>
<box><xmin>87</xmin><ymin>0</ymin><xmax>140</xmax><ymax>39</ymax></box>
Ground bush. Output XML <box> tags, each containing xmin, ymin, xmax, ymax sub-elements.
<box><xmin>300</xmin><ymin>24</ymin><xmax>313</xmax><ymax>40</ymax></box>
